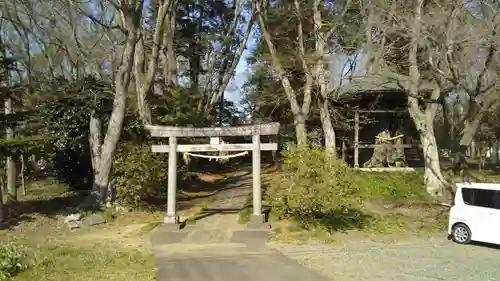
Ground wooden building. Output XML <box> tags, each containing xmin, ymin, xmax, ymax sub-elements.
<box><xmin>333</xmin><ymin>80</ymin><xmax>426</xmax><ymax>171</ymax></box>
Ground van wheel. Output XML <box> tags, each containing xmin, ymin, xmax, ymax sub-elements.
<box><xmin>452</xmin><ymin>223</ymin><xmax>472</xmax><ymax>244</ymax></box>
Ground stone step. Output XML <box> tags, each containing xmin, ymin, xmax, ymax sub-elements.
<box><xmin>153</xmin><ymin>243</ymin><xmax>251</xmax><ymax>259</ymax></box>
<box><xmin>186</xmin><ymin>230</ymin><xmax>232</xmax><ymax>243</ymax></box>
<box><xmin>151</xmin><ymin>227</ymin><xmax>273</xmax><ymax>246</ymax></box>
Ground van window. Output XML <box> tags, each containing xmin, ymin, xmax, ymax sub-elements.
<box><xmin>494</xmin><ymin>192</ymin><xmax>500</xmax><ymax>209</ymax></box>
<box><xmin>461</xmin><ymin>188</ymin><xmax>473</xmax><ymax>205</ymax></box>
<box><xmin>461</xmin><ymin>188</ymin><xmax>496</xmax><ymax>209</ymax></box>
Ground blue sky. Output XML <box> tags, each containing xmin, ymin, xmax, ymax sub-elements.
<box><xmin>224</xmin><ymin>34</ymin><xmax>258</xmax><ymax>105</ymax></box>
<box><xmin>224</xmin><ymin>33</ymin><xmax>368</xmax><ymax>107</ymax></box>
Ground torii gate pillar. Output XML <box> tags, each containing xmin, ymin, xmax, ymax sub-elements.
<box><xmin>146</xmin><ymin>123</ymin><xmax>280</xmax><ymax>229</ymax></box>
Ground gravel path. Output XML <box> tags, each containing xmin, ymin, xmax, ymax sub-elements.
<box><xmin>269</xmin><ymin>236</ymin><xmax>500</xmax><ymax>281</ymax></box>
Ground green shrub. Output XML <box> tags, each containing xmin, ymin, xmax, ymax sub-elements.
<box><xmin>112</xmin><ymin>143</ymin><xmax>169</xmax><ymax>208</ymax></box>
<box><xmin>0</xmin><ymin>243</ymin><xmax>30</xmax><ymax>280</ymax></box>
<box><xmin>267</xmin><ymin>144</ymin><xmax>362</xmax><ymax>229</ymax></box>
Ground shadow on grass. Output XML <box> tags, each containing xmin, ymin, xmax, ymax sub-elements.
<box><xmin>1</xmin><ymin>164</ymin><xmax>257</xmax><ymax>230</ymax></box>
<box><xmin>186</xmin><ymin>207</ymin><xmax>242</xmax><ymax>223</ymax></box>
<box><xmin>238</xmin><ymin>201</ymin><xmax>272</xmax><ymax>224</ymax></box>
<box><xmin>291</xmin><ymin>208</ymin><xmax>374</xmax><ymax>233</ymax></box>
<box><xmin>186</xmin><ymin>205</ymin><xmax>272</xmax><ymax>225</ymax></box>
<box><xmin>0</xmin><ymin>191</ymin><xmax>87</xmax><ymax>230</ymax></box>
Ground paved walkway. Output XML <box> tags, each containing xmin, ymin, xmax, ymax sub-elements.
<box><xmin>150</xmin><ymin>169</ymin><xmax>332</xmax><ymax>281</ymax></box>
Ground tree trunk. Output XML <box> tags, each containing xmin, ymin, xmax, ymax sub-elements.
<box><xmin>479</xmin><ymin>149</ymin><xmax>485</xmax><ymax>171</ymax></box>
<box><xmin>471</xmin><ymin>140</ymin><xmax>477</xmax><ymax>158</ymax></box>
<box><xmin>495</xmin><ymin>141</ymin><xmax>499</xmax><ymax>168</ymax></box>
<box><xmin>133</xmin><ymin>0</ymin><xmax>175</xmax><ymax>125</ymax></box>
<box><xmin>406</xmin><ymin>0</ymin><xmax>444</xmax><ymax>197</ymax></box>
<box><xmin>459</xmin><ymin>117</ymin><xmax>481</xmax><ymax>151</ymax></box>
<box><xmin>163</xmin><ymin>11</ymin><xmax>177</xmax><ymax>86</ymax></box>
<box><xmin>204</xmin><ymin>8</ymin><xmax>255</xmax><ymax>114</ymax></box>
<box><xmin>5</xmin><ymin>154</ymin><xmax>16</xmax><ymax>204</ymax></box>
<box><xmin>5</xmin><ymin>98</ymin><xmax>16</xmax><ymax>204</ymax></box>
<box><xmin>453</xmin><ymin>94</ymin><xmax>497</xmax><ymax>168</ymax></box>
<box><xmin>91</xmin><ymin>70</ymin><xmax>129</xmax><ymax>206</ymax></box>
<box><xmin>81</xmin><ymin>5</ymin><xmax>138</xmax><ymax>209</ymax></box>
<box><xmin>310</xmin><ymin>0</ymin><xmax>335</xmax><ymax>154</ymax></box>
<box><xmin>89</xmin><ymin>110</ymin><xmax>102</xmax><ymax>174</ymax></box>
<box><xmin>318</xmin><ymin>99</ymin><xmax>336</xmax><ymax>154</ymax></box>
<box><xmin>409</xmin><ymin>98</ymin><xmax>446</xmax><ymax>196</ymax></box>
<box><xmin>0</xmin><ymin>172</ymin><xmax>4</xmax><ymax>223</ymax></box>
<box><xmin>294</xmin><ymin>114</ymin><xmax>307</xmax><ymax>146</ymax></box>
<box><xmin>83</xmin><ymin>81</ymin><xmax>127</xmax><ymax>209</ymax></box>
<box><xmin>255</xmin><ymin>1</ymin><xmax>311</xmax><ymax>147</ymax></box>
<box><xmin>419</xmin><ymin>124</ymin><xmax>445</xmax><ymax>196</ymax></box>
<box><xmin>20</xmin><ymin>153</ymin><xmax>26</xmax><ymax>197</ymax></box>
<box><xmin>448</xmin><ymin>115</ymin><xmax>482</xmax><ymax>178</ymax></box>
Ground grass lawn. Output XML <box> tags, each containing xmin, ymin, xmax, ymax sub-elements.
<box><xmin>1</xmin><ymin>172</ymin><xmax>228</xmax><ymax>280</ymax></box>
<box><xmin>0</xmin><ymin>205</ymin><xmax>160</xmax><ymax>281</ymax></box>
<box><xmin>13</xmin><ymin>240</ymin><xmax>156</xmax><ymax>281</ymax></box>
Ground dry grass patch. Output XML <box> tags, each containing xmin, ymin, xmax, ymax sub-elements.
<box><xmin>0</xmin><ymin>210</ymin><xmax>159</xmax><ymax>281</ymax></box>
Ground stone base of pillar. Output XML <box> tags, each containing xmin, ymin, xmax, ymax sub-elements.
<box><xmin>163</xmin><ymin>215</ymin><xmax>181</xmax><ymax>230</ymax></box>
<box><xmin>163</xmin><ymin>214</ymin><xmax>179</xmax><ymax>224</ymax></box>
<box><xmin>247</xmin><ymin>214</ymin><xmax>270</xmax><ymax>229</ymax></box>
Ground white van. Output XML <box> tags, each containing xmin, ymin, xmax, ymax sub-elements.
<box><xmin>448</xmin><ymin>183</ymin><xmax>500</xmax><ymax>245</ymax></box>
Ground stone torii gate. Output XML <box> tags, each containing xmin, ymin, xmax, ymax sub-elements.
<box><xmin>145</xmin><ymin>123</ymin><xmax>280</xmax><ymax>229</ymax></box>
